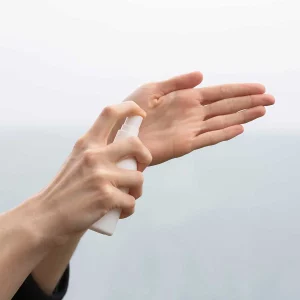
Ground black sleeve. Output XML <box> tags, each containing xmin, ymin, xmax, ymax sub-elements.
<box><xmin>13</xmin><ymin>266</ymin><xmax>69</xmax><ymax>300</ymax></box>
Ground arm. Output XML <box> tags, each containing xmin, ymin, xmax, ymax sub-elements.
<box><xmin>31</xmin><ymin>235</ymin><xmax>81</xmax><ymax>295</ymax></box>
<box><xmin>1</xmin><ymin>101</ymin><xmax>151</xmax><ymax>299</ymax></box>
<box><xmin>29</xmin><ymin>72</ymin><xmax>275</xmax><ymax>295</ymax></box>
<box><xmin>0</xmin><ymin>202</ymin><xmax>57</xmax><ymax>300</ymax></box>
<box><xmin>0</xmin><ymin>102</ymin><xmax>152</xmax><ymax>300</ymax></box>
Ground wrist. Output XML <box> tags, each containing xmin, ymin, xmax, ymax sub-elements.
<box><xmin>17</xmin><ymin>194</ymin><xmax>67</xmax><ymax>250</ymax></box>
<box><xmin>0</xmin><ymin>202</ymin><xmax>57</xmax><ymax>299</ymax></box>
<box><xmin>0</xmin><ymin>201</ymin><xmax>54</xmax><ymax>264</ymax></box>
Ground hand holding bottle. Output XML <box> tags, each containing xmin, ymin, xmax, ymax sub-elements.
<box><xmin>26</xmin><ymin>101</ymin><xmax>152</xmax><ymax>245</ymax></box>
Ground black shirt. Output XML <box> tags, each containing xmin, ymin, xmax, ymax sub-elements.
<box><xmin>13</xmin><ymin>267</ymin><xmax>69</xmax><ymax>300</ymax></box>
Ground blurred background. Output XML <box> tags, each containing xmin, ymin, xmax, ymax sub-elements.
<box><xmin>0</xmin><ymin>1</ymin><xmax>299</xmax><ymax>299</ymax></box>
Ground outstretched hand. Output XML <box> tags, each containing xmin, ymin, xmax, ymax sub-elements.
<box><xmin>112</xmin><ymin>72</ymin><xmax>275</xmax><ymax>165</ymax></box>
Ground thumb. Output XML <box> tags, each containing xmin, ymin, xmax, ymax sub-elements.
<box><xmin>157</xmin><ymin>71</ymin><xmax>203</xmax><ymax>95</ymax></box>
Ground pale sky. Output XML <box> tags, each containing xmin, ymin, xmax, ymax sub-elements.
<box><xmin>0</xmin><ymin>0</ymin><xmax>299</xmax><ymax>131</ymax></box>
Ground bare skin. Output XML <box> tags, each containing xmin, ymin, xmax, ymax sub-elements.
<box><xmin>0</xmin><ymin>101</ymin><xmax>152</xmax><ymax>299</ymax></box>
<box><xmin>119</xmin><ymin>72</ymin><xmax>274</xmax><ymax>164</ymax></box>
<box><xmin>2</xmin><ymin>72</ymin><xmax>275</xmax><ymax>297</ymax></box>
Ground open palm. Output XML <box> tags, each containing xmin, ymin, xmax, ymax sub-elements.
<box><xmin>114</xmin><ymin>72</ymin><xmax>275</xmax><ymax>165</ymax></box>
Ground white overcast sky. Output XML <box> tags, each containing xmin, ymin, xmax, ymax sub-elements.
<box><xmin>0</xmin><ymin>0</ymin><xmax>299</xmax><ymax>131</ymax></box>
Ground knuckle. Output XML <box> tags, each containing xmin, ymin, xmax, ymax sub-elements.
<box><xmin>219</xmin><ymin>85</ymin><xmax>231</xmax><ymax>98</ymax></box>
<box><xmin>248</xmin><ymin>95</ymin><xmax>255</xmax><ymax>106</ymax></box>
<box><xmin>73</xmin><ymin>136</ymin><xmax>87</xmax><ymax>152</ymax></box>
<box><xmin>228</xmin><ymin>98</ymin><xmax>235</xmax><ymax>112</ymax></box>
<box><xmin>101</xmin><ymin>105</ymin><xmax>118</xmax><ymax>118</ymax></box>
<box><xmin>94</xmin><ymin>169</ymin><xmax>108</xmax><ymax>182</ymax></box>
<box><xmin>90</xmin><ymin>170</ymin><xmax>109</xmax><ymax>188</ymax></box>
<box><xmin>241</xmin><ymin>111</ymin><xmax>247</xmax><ymax>124</ymax></box>
<box><xmin>217</xmin><ymin>117</ymin><xmax>226</xmax><ymax>129</ymax></box>
<box><xmin>99</xmin><ymin>184</ymin><xmax>113</xmax><ymax>200</ymax></box>
<box><xmin>82</xmin><ymin>150</ymin><xmax>96</xmax><ymax>167</ymax></box>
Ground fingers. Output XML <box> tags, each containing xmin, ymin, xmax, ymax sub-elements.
<box><xmin>109</xmin><ymin>187</ymin><xmax>136</xmax><ymax>219</ymax></box>
<box><xmin>112</xmin><ymin>169</ymin><xmax>145</xmax><ymax>203</ymax></box>
<box><xmin>119</xmin><ymin>201</ymin><xmax>136</xmax><ymax>219</ymax></box>
<box><xmin>120</xmin><ymin>180</ymin><xmax>143</xmax><ymax>219</ymax></box>
<box><xmin>197</xmin><ymin>83</ymin><xmax>266</xmax><ymax>105</ymax></box>
<box><xmin>204</xmin><ymin>94</ymin><xmax>275</xmax><ymax>119</ymax></box>
<box><xmin>105</xmin><ymin>168</ymin><xmax>144</xmax><ymax>220</ymax></box>
<box><xmin>157</xmin><ymin>71</ymin><xmax>203</xmax><ymax>95</ymax></box>
<box><xmin>88</xmin><ymin>101</ymin><xmax>146</xmax><ymax>144</ymax></box>
<box><xmin>106</xmin><ymin>136</ymin><xmax>152</xmax><ymax>166</ymax></box>
<box><xmin>199</xmin><ymin>106</ymin><xmax>266</xmax><ymax>134</ymax></box>
<box><xmin>112</xmin><ymin>169</ymin><xmax>144</xmax><ymax>191</ymax></box>
<box><xmin>83</xmin><ymin>136</ymin><xmax>151</xmax><ymax>222</ymax></box>
<box><xmin>192</xmin><ymin>125</ymin><xmax>244</xmax><ymax>150</ymax></box>
<box><xmin>93</xmin><ymin>168</ymin><xmax>144</xmax><ymax>199</ymax></box>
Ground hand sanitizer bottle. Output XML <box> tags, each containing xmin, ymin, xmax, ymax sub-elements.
<box><xmin>90</xmin><ymin>115</ymin><xmax>143</xmax><ymax>236</ymax></box>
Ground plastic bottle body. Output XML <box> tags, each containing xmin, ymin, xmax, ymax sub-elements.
<box><xmin>90</xmin><ymin>116</ymin><xmax>142</xmax><ymax>236</ymax></box>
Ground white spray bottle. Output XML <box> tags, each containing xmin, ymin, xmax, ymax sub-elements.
<box><xmin>90</xmin><ymin>115</ymin><xmax>143</xmax><ymax>236</ymax></box>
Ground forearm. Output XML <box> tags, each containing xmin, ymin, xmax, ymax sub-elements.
<box><xmin>0</xmin><ymin>201</ymin><xmax>52</xmax><ymax>300</ymax></box>
<box><xmin>32</xmin><ymin>232</ymin><xmax>83</xmax><ymax>295</ymax></box>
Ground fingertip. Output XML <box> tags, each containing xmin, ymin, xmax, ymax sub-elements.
<box><xmin>189</xmin><ymin>71</ymin><xmax>204</xmax><ymax>85</ymax></box>
<box><xmin>238</xmin><ymin>124</ymin><xmax>244</xmax><ymax>133</ymax></box>
<box><xmin>140</xmin><ymin>109</ymin><xmax>147</xmax><ymax>118</ymax></box>
<box><xmin>266</xmin><ymin>94</ymin><xmax>275</xmax><ymax>105</ymax></box>
<box><xmin>258</xmin><ymin>83</ymin><xmax>266</xmax><ymax>93</ymax></box>
<box><xmin>234</xmin><ymin>125</ymin><xmax>244</xmax><ymax>135</ymax></box>
<box><xmin>136</xmin><ymin>106</ymin><xmax>147</xmax><ymax>119</ymax></box>
<box><xmin>159</xmin><ymin>71</ymin><xmax>204</xmax><ymax>94</ymax></box>
<box><xmin>120</xmin><ymin>204</ymin><xmax>135</xmax><ymax>219</ymax></box>
<box><xmin>126</xmin><ymin>100</ymin><xmax>146</xmax><ymax>118</ymax></box>
<box><xmin>245</xmin><ymin>83</ymin><xmax>266</xmax><ymax>94</ymax></box>
<box><xmin>136</xmin><ymin>109</ymin><xmax>146</xmax><ymax>119</ymax></box>
<box><xmin>253</xmin><ymin>105</ymin><xmax>266</xmax><ymax>117</ymax></box>
<box><xmin>191</xmin><ymin>70</ymin><xmax>203</xmax><ymax>78</ymax></box>
<box><xmin>137</xmin><ymin>163</ymin><xmax>147</xmax><ymax>172</ymax></box>
<box><xmin>256</xmin><ymin>83</ymin><xmax>266</xmax><ymax>93</ymax></box>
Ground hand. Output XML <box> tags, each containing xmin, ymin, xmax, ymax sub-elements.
<box><xmin>29</xmin><ymin>101</ymin><xmax>152</xmax><ymax>243</ymax></box>
<box><xmin>115</xmin><ymin>72</ymin><xmax>275</xmax><ymax>165</ymax></box>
